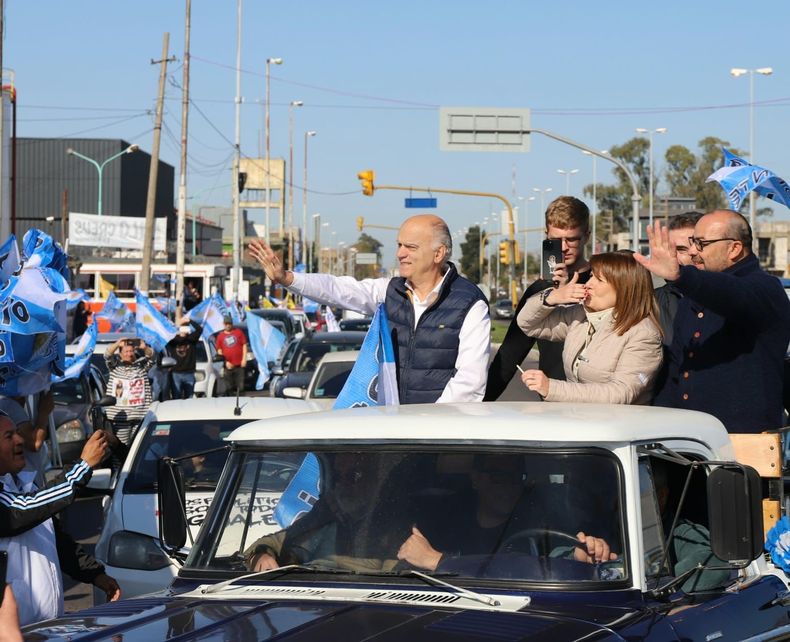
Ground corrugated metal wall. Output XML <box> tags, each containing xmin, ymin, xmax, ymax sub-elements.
<box><xmin>16</xmin><ymin>137</ymin><xmax>174</xmax><ymax>238</ymax></box>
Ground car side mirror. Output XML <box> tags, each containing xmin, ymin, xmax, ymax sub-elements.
<box><xmin>157</xmin><ymin>458</ymin><xmax>187</xmax><ymax>553</ymax></box>
<box><xmin>707</xmin><ymin>464</ymin><xmax>763</xmax><ymax>564</ymax></box>
<box><xmin>282</xmin><ymin>386</ymin><xmax>306</xmax><ymax>399</ymax></box>
<box><xmin>84</xmin><ymin>467</ymin><xmax>113</xmax><ymax>493</ymax></box>
<box><xmin>212</xmin><ymin>354</ymin><xmax>225</xmax><ymax>363</ymax></box>
<box><xmin>161</xmin><ymin>356</ymin><xmax>177</xmax><ymax>369</ymax></box>
<box><xmin>272</xmin><ymin>368</ymin><xmax>284</xmax><ymax>377</ymax></box>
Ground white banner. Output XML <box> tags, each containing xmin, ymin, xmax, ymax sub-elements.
<box><xmin>68</xmin><ymin>212</ymin><xmax>167</xmax><ymax>251</ymax></box>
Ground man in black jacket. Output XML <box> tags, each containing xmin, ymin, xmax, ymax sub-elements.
<box><xmin>485</xmin><ymin>196</ymin><xmax>592</xmax><ymax>400</ymax></box>
<box><xmin>636</xmin><ymin>212</ymin><xmax>790</xmax><ymax>433</ymax></box>
<box><xmin>167</xmin><ymin>318</ymin><xmax>202</xmax><ymax>400</ymax></box>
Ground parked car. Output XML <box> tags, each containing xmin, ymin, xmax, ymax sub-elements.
<box><xmin>26</xmin><ymin>402</ymin><xmax>787</xmax><ymax>640</ymax></box>
<box><xmin>91</xmin><ymin>396</ymin><xmax>320</xmax><ymax>601</ymax></box>
<box><xmin>49</xmin><ymin>363</ymin><xmax>107</xmax><ymax>464</ymax></box>
<box><xmin>493</xmin><ymin>298</ymin><xmax>514</xmax><ymax>319</ymax></box>
<box><xmin>339</xmin><ymin>317</ymin><xmax>372</xmax><ymax>332</ymax></box>
<box><xmin>270</xmin><ymin>331</ymin><xmax>365</xmax><ymax>397</ymax></box>
<box><xmin>282</xmin><ymin>350</ymin><xmax>359</xmax><ymax>408</ymax></box>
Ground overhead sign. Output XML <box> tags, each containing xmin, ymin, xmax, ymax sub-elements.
<box><xmin>69</xmin><ymin>212</ymin><xmax>167</xmax><ymax>251</ymax></box>
<box><xmin>355</xmin><ymin>253</ymin><xmax>377</xmax><ymax>265</ymax></box>
<box><xmin>405</xmin><ymin>198</ymin><xmax>437</xmax><ymax>208</ymax></box>
<box><xmin>439</xmin><ymin>107</ymin><xmax>531</xmax><ymax>152</ymax></box>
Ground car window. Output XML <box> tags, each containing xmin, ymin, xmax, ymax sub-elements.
<box><xmin>312</xmin><ymin>361</ymin><xmax>355</xmax><ymax>398</ymax></box>
<box><xmin>124</xmin><ymin>419</ymin><xmax>247</xmax><ymax>493</ymax></box>
<box><xmin>294</xmin><ymin>343</ymin><xmax>361</xmax><ymax>372</ymax></box>
<box><xmin>51</xmin><ymin>377</ymin><xmax>86</xmax><ymax>404</ymax></box>
<box><xmin>195</xmin><ymin>341</ymin><xmax>208</xmax><ymax>361</ymax></box>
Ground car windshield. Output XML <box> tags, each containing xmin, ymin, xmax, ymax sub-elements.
<box><xmin>51</xmin><ymin>377</ymin><xmax>85</xmax><ymax>404</ymax></box>
<box><xmin>186</xmin><ymin>448</ymin><xmax>627</xmax><ymax>585</ymax></box>
<box><xmin>293</xmin><ymin>342</ymin><xmax>361</xmax><ymax>372</ymax></box>
<box><xmin>311</xmin><ymin>361</ymin><xmax>354</xmax><ymax>399</ymax></box>
<box><xmin>125</xmin><ymin>419</ymin><xmax>248</xmax><ymax>493</ymax></box>
<box><xmin>496</xmin><ymin>300</ymin><xmax>512</xmax><ymax>308</ymax></box>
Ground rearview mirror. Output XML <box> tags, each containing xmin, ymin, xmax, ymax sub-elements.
<box><xmin>282</xmin><ymin>387</ymin><xmax>306</xmax><ymax>399</ymax></box>
<box><xmin>157</xmin><ymin>458</ymin><xmax>187</xmax><ymax>553</ymax></box>
<box><xmin>160</xmin><ymin>356</ymin><xmax>177</xmax><ymax>369</ymax></box>
<box><xmin>707</xmin><ymin>464</ymin><xmax>763</xmax><ymax>564</ymax></box>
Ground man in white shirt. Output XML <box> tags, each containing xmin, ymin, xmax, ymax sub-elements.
<box><xmin>250</xmin><ymin>214</ymin><xmax>490</xmax><ymax>403</ymax></box>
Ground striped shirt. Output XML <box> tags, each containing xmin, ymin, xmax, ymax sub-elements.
<box><xmin>105</xmin><ymin>354</ymin><xmax>153</xmax><ymax>425</ymax></box>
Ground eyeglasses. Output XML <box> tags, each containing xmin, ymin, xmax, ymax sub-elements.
<box><xmin>547</xmin><ymin>236</ymin><xmax>582</xmax><ymax>247</ymax></box>
<box><xmin>688</xmin><ymin>237</ymin><xmax>739</xmax><ymax>251</ymax></box>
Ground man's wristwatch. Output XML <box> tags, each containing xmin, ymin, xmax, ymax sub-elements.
<box><xmin>541</xmin><ymin>289</ymin><xmax>556</xmax><ymax>307</ymax></box>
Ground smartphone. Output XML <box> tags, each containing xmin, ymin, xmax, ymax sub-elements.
<box><xmin>541</xmin><ymin>239</ymin><xmax>564</xmax><ymax>282</ymax></box>
<box><xmin>0</xmin><ymin>550</ymin><xmax>7</xmax><ymax>607</ymax></box>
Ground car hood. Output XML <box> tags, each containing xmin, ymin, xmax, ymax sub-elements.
<box><xmin>21</xmin><ymin>594</ymin><xmax>630</xmax><ymax>641</ymax></box>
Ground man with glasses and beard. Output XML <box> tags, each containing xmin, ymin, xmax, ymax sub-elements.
<box><xmin>635</xmin><ymin>211</ymin><xmax>790</xmax><ymax>433</ymax></box>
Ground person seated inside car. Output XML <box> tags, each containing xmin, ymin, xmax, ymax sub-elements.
<box><xmin>396</xmin><ymin>454</ymin><xmax>617</xmax><ymax>573</ymax></box>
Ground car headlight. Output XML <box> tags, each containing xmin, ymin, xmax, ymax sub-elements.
<box><xmin>194</xmin><ymin>370</ymin><xmax>206</xmax><ymax>382</ymax></box>
<box><xmin>56</xmin><ymin>419</ymin><xmax>84</xmax><ymax>444</ymax></box>
<box><xmin>107</xmin><ymin>531</ymin><xmax>170</xmax><ymax>570</ymax></box>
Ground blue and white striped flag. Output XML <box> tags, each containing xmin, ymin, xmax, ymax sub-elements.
<box><xmin>52</xmin><ymin>323</ymin><xmax>97</xmax><ymax>383</ymax></box>
<box><xmin>707</xmin><ymin>147</ymin><xmax>790</xmax><ymax>212</ymax></box>
<box><xmin>324</xmin><ymin>306</ymin><xmax>340</xmax><ymax>332</ymax></box>
<box><xmin>273</xmin><ymin>452</ymin><xmax>321</xmax><ymax>528</ymax></box>
<box><xmin>333</xmin><ymin>304</ymin><xmax>398</xmax><ymax>409</ymax></box>
<box><xmin>65</xmin><ymin>288</ymin><xmax>91</xmax><ymax>310</ymax></box>
<box><xmin>0</xmin><ymin>235</ymin><xmax>20</xmax><ymax>285</ymax></box>
<box><xmin>22</xmin><ymin>229</ymin><xmax>69</xmax><ymax>279</ymax></box>
<box><xmin>96</xmin><ymin>291</ymin><xmax>131</xmax><ymax>331</ymax></box>
<box><xmin>186</xmin><ymin>293</ymin><xmax>226</xmax><ymax>339</ymax></box>
<box><xmin>246</xmin><ymin>313</ymin><xmax>286</xmax><ymax>389</ymax></box>
<box><xmin>135</xmin><ymin>290</ymin><xmax>178</xmax><ymax>353</ymax></box>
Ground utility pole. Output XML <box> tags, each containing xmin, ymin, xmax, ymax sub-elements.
<box><xmin>230</xmin><ymin>0</ymin><xmax>242</xmax><ymax>300</ymax></box>
<box><xmin>140</xmin><ymin>33</ymin><xmax>174</xmax><ymax>294</ymax></box>
<box><xmin>61</xmin><ymin>189</ymin><xmax>68</xmax><ymax>247</ymax></box>
<box><xmin>175</xmin><ymin>0</ymin><xmax>191</xmax><ymax>320</ymax></box>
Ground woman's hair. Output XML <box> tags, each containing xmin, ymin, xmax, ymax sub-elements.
<box><xmin>588</xmin><ymin>252</ymin><xmax>660</xmax><ymax>336</ymax></box>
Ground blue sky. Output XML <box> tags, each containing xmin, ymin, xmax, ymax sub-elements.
<box><xmin>7</xmin><ymin>1</ymin><xmax>790</xmax><ymax>264</ymax></box>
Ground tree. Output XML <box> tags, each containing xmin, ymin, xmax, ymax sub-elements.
<box><xmin>459</xmin><ymin>226</ymin><xmax>487</xmax><ymax>283</ymax></box>
<box><xmin>352</xmin><ymin>233</ymin><xmax>383</xmax><ymax>278</ymax></box>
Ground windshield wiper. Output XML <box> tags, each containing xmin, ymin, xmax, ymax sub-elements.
<box><xmin>401</xmin><ymin>569</ymin><xmax>502</xmax><ymax>608</ymax></box>
<box><xmin>200</xmin><ymin>563</ymin><xmax>350</xmax><ymax>595</ymax></box>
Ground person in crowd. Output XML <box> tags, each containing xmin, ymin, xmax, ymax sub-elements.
<box><xmin>249</xmin><ymin>214</ymin><xmax>490</xmax><ymax>403</ymax></box>
<box><xmin>183</xmin><ymin>281</ymin><xmax>202</xmax><ymax>312</ymax></box>
<box><xmin>215</xmin><ymin>315</ymin><xmax>247</xmax><ymax>397</ymax></box>
<box><xmin>105</xmin><ymin>338</ymin><xmax>154</xmax><ymax>446</ymax></box>
<box><xmin>635</xmin><ymin>212</ymin><xmax>790</xmax><ymax>432</ymax></box>
<box><xmin>654</xmin><ymin>211</ymin><xmax>703</xmax><ymax>346</ymax></box>
<box><xmin>166</xmin><ymin>317</ymin><xmax>202</xmax><ymax>400</ymax></box>
<box><xmin>0</xmin><ymin>411</ymin><xmax>120</xmax><ymax>626</ymax></box>
<box><xmin>485</xmin><ymin>196</ymin><xmax>592</xmax><ymax>401</ymax></box>
<box><xmin>517</xmin><ymin>252</ymin><xmax>662</xmax><ymax>404</ymax></box>
<box><xmin>71</xmin><ymin>301</ymin><xmax>90</xmax><ymax>340</ymax></box>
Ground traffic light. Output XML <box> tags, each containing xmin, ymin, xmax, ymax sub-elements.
<box><xmin>514</xmin><ymin>241</ymin><xmax>521</xmax><ymax>265</ymax></box>
<box><xmin>499</xmin><ymin>241</ymin><xmax>510</xmax><ymax>265</ymax></box>
<box><xmin>237</xmin><ymin>171</ymin><xmax>247</xmax><ymax>193</ymax></box>
<box><xmin>357</xmin><ymin>216</ymin><xmax>364</xmax><ymax>232</ymax></box>
<box><xmin>358</xmin><ymin>170</ymin><xmax>375</xmax><ymax>196</ymax></box>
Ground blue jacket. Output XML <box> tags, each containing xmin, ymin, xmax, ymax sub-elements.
<box><xmin>653</xmin><ymin>254</ymin><xmax>790</xmax><ymax>432</ymax></box>
<box><xmin>385</xmin><ymin>264</ymin><xmax>486</xmax><ymax>404</ymax></box>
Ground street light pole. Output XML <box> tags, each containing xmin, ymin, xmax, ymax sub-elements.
<box><xmin>532</xmin><ymin>187</ymin><xmax>553</xmax><ymax>218</ymax></box>
<box><xmin>265</xmin><ymin>56</ymin><xmax>283</xmax><ymax>243</ymax></box>
<box><xmin>287</xmin><ymin>100</ymin><xmax>303</xmax><ymax>269</ymax></box>
<box><xmin>730</xmin><ymin>66</ymin><xmax>773</xmax><ymax>242</ymax></box>
<box><xmin>517</xmin><ymin>195</ymin><xmax>536</xmax><ymax>282</ymax></box>
<box><xmin>556</xmin><ymin>168</ymin><xmax>579</xmax><ymax>195</ymax></box>
<box><xmin>635</xmin><ymin>128</ymin><xmax>667</xmax><ymax>227</ymax></box>
<box><xmin>303</xmin><ymin>130</ymin><xmax>316</xmax><ymax>272</ymax></box>
<box><xmin>311</xmin><ymin>213</ymin><xmax>320</xmax><ymax>272</ymax></box>
<box><xmin>582</xmin><ymin>149</ymin><xmax>608</xmax><ymax>252</ymax></box>
<box><xmin>66</xmin><ymin>144</ymin><xmax>139</xmax><ymax>215</ymax></box>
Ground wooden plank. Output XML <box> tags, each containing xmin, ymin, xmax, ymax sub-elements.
<box><xmin>763</xmin><ymin>499</ymin><xmax>781</xmax><ymax>539</ymax></box>
<box><xmin>730</xmin><ymin>433</ymin><xmax>782</xmax><ymax>479</ymax></box>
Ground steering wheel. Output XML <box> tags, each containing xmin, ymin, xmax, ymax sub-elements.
<box><xmin>499</xmin><ymin>528</ymin><xmax>583</xmax><ymax>555</ymax></box>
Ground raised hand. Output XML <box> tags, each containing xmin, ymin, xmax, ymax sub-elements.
<box><xmin>544</xmin><ymin>271</ymin><xmax>587</xmax><ymax>306</ymax></box>
<box><xmin>248</xmin><ymin>239</ymin><xmax>292</xmax><ymax>286</ymax></box>
<box><xmin>633</xmin><ymin>220</ymin><xmax>680</xmax><ymax>281</ymax></box>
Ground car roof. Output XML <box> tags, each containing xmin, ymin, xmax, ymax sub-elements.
<box><xmin>147</xmin><ymin>396</ymin><xmax>320</xmax><ymax>422</ymax></box>
<box><xmin>315</xmin><ymin>350</ymin><xmax>360</xmax><ymax>364</ymax></box>
<box><xmin>229</xmin><ymin>401</ymin><xmax>732</xmax><ymax>451</ymax></box>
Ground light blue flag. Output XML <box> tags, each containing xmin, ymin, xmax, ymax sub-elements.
<box><xmin>0</xmin><ymin>235</ymin><xmax>20</xmax><ymax>285</ymax></box>
<box><xmin>186</xmin><ymin>293</ymin><xmax>225</xmax><ymax>339</ymax></box>
<box><xmin>303</xmin><ymin>297</ymin><xmax>319</xmax><ymax>313</ymax></box>
<box><xmin>184</xmin><ymin>295</ymin><xmax>211</xmax><ymax>323</ymax></box>
<box><xmin>333</xmin><ymin>304</ymin><xmax>399</xmax><ymax>409</ymax></box>
<box><xmin>273</xmin><ymin>452</ymin><xmax>322</xmax><ymax>528</ymax></box>
<box><xmin>135</xmin><ymin>290</ymin><xmax>178</xmax><ymax>353</ymax></box>
<box><xmin>707</xmin><ymin>148</ymin><xmax>790</xmax><ymax>212</ymax></box>
<box><xmin>324</xmin><ymin>306</ymin><xmax>340</xmax><ymax>332</ymax></box>
<box><xmin>22</xmin><ymin>229</ymin><xmax>69</xmax><ymax>279</ymax></box>
<box><xmin>52</xmin><ymin>323</ymin><xmax>97</xmax><ymax>383</ymax></box>
<box><xmin>246</xmin><ymin>312</ymin><xmax>286</xmax><ymax>389</ymax></box>
<box><xmin>96</xmin><ymin>291</ymin><xmax>131</xmax><ymax>331</ymax></box>
<box><xmin>155</xmin><ymin>296</ymin><xmax>176</xmax><ymax>316</ymax></box>
<box><xmin>66</xmin><ymin>288</ymin><xmax>91</xmax><ymax>310</ymax></box>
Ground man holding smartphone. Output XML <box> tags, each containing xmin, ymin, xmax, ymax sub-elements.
<box><xmin>485</xmin><ymin>196</ymin><xmax>593</xmax><ymax>400</ymax></box>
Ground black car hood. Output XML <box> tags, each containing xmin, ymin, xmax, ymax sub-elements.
<box><xmin>22</xmin><ymin>595</ymin><xmax>629</xmax><ymax>641</ymax></box>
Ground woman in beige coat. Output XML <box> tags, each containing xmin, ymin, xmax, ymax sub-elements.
<box><xmin>517</xmin><ymin>252</ymin><xmax>662</xmax><ymax>404</ymax></box>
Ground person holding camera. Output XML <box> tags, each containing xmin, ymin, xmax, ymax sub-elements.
<box><xmin>104</xmin><ymin>338</ymin><xmax>154</xmax><ymax>446</ymax></box>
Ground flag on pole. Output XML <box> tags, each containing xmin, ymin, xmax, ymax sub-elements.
<box><xmin>246</xmin><ymin>312</ymin><xmax>286</xmax><ymax>389</ymax></box>
<box><xmin>707</xmin><ymin>148</ymin><xmax>790</xmax><ymax>212</ymax></box>
<box><xmin>324</xmin><ymin>306</ymin><xmax>340</xmax><ymax>332</ymax></box>
<box><xmin>52</xmin><ymin>323</ymin><xmax>97</xmax><ymax>383</ymax></box>
<box><xmin>96</xmin><ymin>291</ymin><xmax>132</xmax><ymax>331</ymax></box>
<box><xmin>333</xmin><ymin>304</ymin><xmax>398</xmax><ymax>409</ymax></box>
<box><xmin>135</xmin><ymin>290</ymin><xmax>178</xmax><ymax>353</ymax></box>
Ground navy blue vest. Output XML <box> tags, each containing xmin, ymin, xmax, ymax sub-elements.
<box><xmin>385</xmin><ymin>263</ymin><xmax>487</xmax><ymax>404</ymax></box>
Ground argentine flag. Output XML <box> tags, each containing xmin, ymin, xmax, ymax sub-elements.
<box><xmin>0</xmin><ymin>234</ymin><xmax>20</xmax><ymax>284</ymax></box>
<box><xmin>333</xmin><ymin>304</ymin><xmax>398</xmax><ymax>409</ymax></box>
<box><xmin>246</xmin><ymin>313</ymin><xmax>286</xmax><ymax>389</ymax></box>
<box><xmin>96</xmin><ymin>292</ymin><xmax>133</xmax><ymax>331</ymax></box>
<box><xmin>53</xmin><ymin>323</ymin><xmax>97</xmax><ymax>383</ymax></box>
<box><xmin>324</xmin><ymin>306</ymin><xmax>340</xmax><ymax>332</ymax></box>
<box><xmin>135</xmin><ymin>290</ymin><xmax>178</xmax><ymax>353</ymax></box>
<box><xmin>272</xmin><ymin>452</ymin><xmax>321</xmax><ymax>528</ymax></box>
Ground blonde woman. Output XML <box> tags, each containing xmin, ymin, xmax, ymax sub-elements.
<box><xmin>517</xmin><ymin>252</ymin><xmax>662</xmax><ymax>404</ymax></box>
